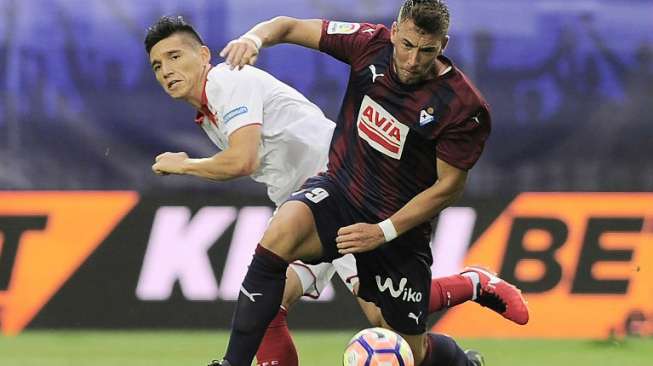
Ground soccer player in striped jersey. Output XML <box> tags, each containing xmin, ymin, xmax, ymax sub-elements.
<box><xmin>145</xmin><ymin>7</ymin><xmax>527</xmax><ymax>366</ymax></box>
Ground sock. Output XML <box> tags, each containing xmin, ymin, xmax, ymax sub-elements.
<box><xmin>420</xmin><ymin>333</ymin><xmax>472</xmax><ymax>366</ymax></box>
<box><xmin>256</xmin><ymin>307</ymin><xmax>298</xmax><ymax>366</ymax></box>
<box><xmin>428</xmin><ymin>275</ymin><xmax>475</xmax><ymax>314</ymax></box>
<box><xmin>224</xmin><ymin>245</ymin><xmax>289</xmax><ymax>366</ymax></box>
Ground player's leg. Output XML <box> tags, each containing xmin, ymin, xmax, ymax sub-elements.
<box><xmin>351</xmin><ymin>270</ymin><xmax>529</xmax><ymax>328</ymax></box>
<box><xmin>333</xmin><ymin>229</ymin><xmax>528</xmax><ymax>325</ymax></box>
<box><xmin>355</xmin><ymin>272</ymin><xmax>475</xmax><ymax>326</ymax></box>
<box><xmin>217</xmin><ymin>176</ymin><xmax>351</xmax><ymax>366</ymax></box>
<box><xmin>256</xmin><ymin>262</ymin><xmax>336</xmax><ymax>366</ymax></box>
<box><xmin>352</xmin><ymin>223</ymin><xmax>489</xmax><ymax>366</ymax></box>
<box><xmin>221</xmin><ymin>200</ymin><xmax>323</xmax><ymax>366</ymax></box>
<box><xmin>357</xmin><ymin>297</ymin><xmax>384</xmax><ymax>326</ymax></box>
<box><xmin>255</xmin><ymin>266</ymin><xmax>300</xmax><ymax>366</ymax></box>
<box><xmin>428</xmin><ymin>266</ymin><xmax>529</xmax><ymax>325</ymax></box>
<box><xmin>403</xmin><ymin>331</ymin><xmax>482</xmax><ymax>366</ymax></box>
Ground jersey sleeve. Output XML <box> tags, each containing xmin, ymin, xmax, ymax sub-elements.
<box><xmin>318</xmin><ymin>20</ymin><xmax>381</xmax><ymax>64</ymax></box>
<box><xmin>435</xmin><ymin>108</ymin><xmax>491</xmax><ymax>171</ymax></box>
<box><xmin>206</xmin><ymin>66</ymin><xmax>264</xmax><ymax>136</ymax></box>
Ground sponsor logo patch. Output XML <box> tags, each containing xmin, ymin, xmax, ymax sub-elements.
<box><xmin>375</xmin><ymin>276</ymin><xmax>423</xmax><ymax>303</ymax></box>
<box><xmin>356</xmin><ymin>95</ymin><xmax>409</xmax><ymax>159</ymax></box>
<box><xmin>223</xmin><ymin>106</ymin><xmax>248</xmax><ymax>124</ymax></box>
<box><xmin>327</xmin><ymin>21</ymin><xmax>361</xmax><ymax>35</ymax></box>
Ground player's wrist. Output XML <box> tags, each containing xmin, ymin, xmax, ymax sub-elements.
<box><xmin>179</xmin><ymin>157</ymin><xmax>197</xmax><ymax>175</ymax></box>
<box><xmin>240</xmin><ymin>33</ymin><xmax>263</xmax><ymax>51</ymax></box>
<box><xmin>377</xmin><ymin>218</ymin><xmax>398</xmax><ymax>242</ymax></box>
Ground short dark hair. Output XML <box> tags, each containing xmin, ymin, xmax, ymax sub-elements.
<box><xmin>144</xmin><ymin>16</ymin><xmax>205</xmax><ymax>54</ymax></box>
<box><xmin>398</xmin><ymin>0</ymin><xmax>450</xmax><ymax>36</ymax></box>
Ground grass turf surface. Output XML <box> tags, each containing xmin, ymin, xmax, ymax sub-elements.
<box><xmin>1</xmin><ymin>331</ymin><xmax>651</xmax><ymax>366</ymax></box>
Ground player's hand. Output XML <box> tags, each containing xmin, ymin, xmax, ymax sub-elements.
<box><xmin>336</xmin><ymin>223</ymin><xmax>385</xmax><ymax>254</ymax></box>
<box><xmin>152</xmin><ymin>152</ymin><xmax>189</xmax><ymax>175</ymax></box>
<box><xmin>219</xmin><ymin>37</ymin><xmax>259</xmax><ymax>70</ymax></box>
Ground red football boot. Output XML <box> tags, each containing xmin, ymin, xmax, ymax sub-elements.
<box><xmin>462</xmin><ymin>266</ymin><xmax>529</xmax><ymax>325</ymax></box>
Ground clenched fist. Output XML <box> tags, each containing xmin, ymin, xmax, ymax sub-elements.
<box><xmin>152</xmin><ymin>152</ymin><xmax>189</xmax><ymax>175</ymax></box>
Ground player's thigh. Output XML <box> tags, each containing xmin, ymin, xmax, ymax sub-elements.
<box><xmin>260</xmin><ymin>200</ymin><xmax>322</xmax><ymax>261</ymax></box>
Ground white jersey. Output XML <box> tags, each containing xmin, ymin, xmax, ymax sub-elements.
<box><xmin>196</xmin><ymin>63</ymin><xmax>334</xmax><ymax>206</ymax></box>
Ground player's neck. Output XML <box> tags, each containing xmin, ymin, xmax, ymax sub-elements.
<box><xmin>414</xmin><ymin>59</ymin><xmax>444</xmax><ymax>83</ymax></box>
<box><xmin>185</xmin><ymin>64</ymin><xmax>212</xmax><ymax>109</ymax></box>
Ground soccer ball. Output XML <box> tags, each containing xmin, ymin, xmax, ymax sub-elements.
<box><xmin>343</xmin><ymin>327</ymin><xmax>414</xmax><ymax>366</ymax></box>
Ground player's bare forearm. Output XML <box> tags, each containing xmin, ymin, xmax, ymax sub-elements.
<box><xmin>249</xmin><ymin>17</ymin><xmax>322</xmax><ymax>49</ymax></box>
<box><xmin>220</xmin><ymin>17</ymin><xmax>322</xmax><ymax>69</ymax></box>
<box><xmin>174</xmin><ymin>124</ymin><xmax>261</xmax><ymax>181</ymax></box>
<box><xmin>389</xmin><ymin>159</ymin><xmax>467</xmax><ymax>235</ymax></box>
<box><xmin>182</xmin><ymin>150</ymin><xmax>259</xmax><ymax>181</ymax></box>
<box><xmin>335</xmin><ymin>159</ymin><xmax>467</xmax><ymax>254</ymax></box>
<box><xmin>152</xmin><ymin>146</ymin><xmax>259</xmax><ymax>181</ymax></box>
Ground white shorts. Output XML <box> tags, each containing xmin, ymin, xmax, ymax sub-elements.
<box><xmin>289</xmin><ymin>254</ymin><xmax>358</xmax><ymax>299</ymax></box>
<box><xmin>269</xmin><ymin>206</ymin><xmax>358</xmax><ymax>299</ymax></box>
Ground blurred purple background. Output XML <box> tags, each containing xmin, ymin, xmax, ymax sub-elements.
<box><xmin>1</xmin><ymin>0</ymin><xmax>651</xmax><ymax>196</ymax></box>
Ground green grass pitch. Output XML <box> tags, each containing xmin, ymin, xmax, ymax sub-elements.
<box><xmin>1</xmin><ymin>331</ymin><xmax>651</xmax><ymax>365</ymax></box>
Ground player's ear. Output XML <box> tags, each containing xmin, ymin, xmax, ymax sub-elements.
<box><xmin>440</xmin><ymin>35</ymin><xmax>450</xmax><ymax>55</ymax></box>
<box><xmin>200</xmin><ymin>45</ymin><xmax>211</xmax><ymax>64</ymax></box>
<box><xmin>390</xmin><ymin>21</ymin><xmax>398</xmax><ymax>45</ymax></box>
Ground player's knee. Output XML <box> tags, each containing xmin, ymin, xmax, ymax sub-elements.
<box><xmin>367</xmin><ymin>314</ymin><xmax>384</xmax><ymax>327</ymax></box>
<box><xmin>260</xmin><ymin>204</ymin><xmax>314</xmax><ymax>260</ymax></box>
<box><xmin>425</xmin><ymin>333</ymin><xmax>467</xmax><ymax>365</ymax></box>
<box><xmin>403</xmin><ymin>333</ymin><xmax>429</xmax><ymax>365</ymax></box>
<box><xmin>260</xmin><ymin>221</ymin><xmax>302</xmax><ymax>260</ymax></box>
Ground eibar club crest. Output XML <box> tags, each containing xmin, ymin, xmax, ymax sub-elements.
<box><xmin>419</xmin><ymin>107</ymin><xmax>436</xmax><ymax>126</ymax></box>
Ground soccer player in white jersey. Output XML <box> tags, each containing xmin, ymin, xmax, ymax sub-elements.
<box><xmin>145</xmin><ymin>16</ymin><xmax>528</xmax><ymax>366</ymax></box>
<box><xmin>145</xmin><ymin>16</ymin><xmax>360</xmax><ymax>365</ymax></box>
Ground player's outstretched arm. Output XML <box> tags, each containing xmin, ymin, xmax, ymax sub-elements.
<box><xmin>220</xmin><ymin>17</ymin><xmax>322</xmax><ymax>69</ymax></box>
<box><xmin>151</xmin><ymin>124</ymin><xmax>261</xmax><ymax>181</ymax></box>
<box><xmin>336</xmin><ymin>159</ymin><xmax>467</xmax><ymax>254</ymax></box>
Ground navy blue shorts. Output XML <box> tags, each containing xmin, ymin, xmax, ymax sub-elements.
<box><xmin>285</xmin><ymin>175</ymin><xmax>433</xmax><ymax>335</ymax></box>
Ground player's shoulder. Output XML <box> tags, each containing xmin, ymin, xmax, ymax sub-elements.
<box><xmin>208</xmin><ymin>63</ymin><xmax>265</xmax><ymax>84</ymax></box>
<box><xmin>425</xmin><ymin>58</ymin><xmax>491</xmax><ymax>128</ymax></box>
<box><xmin>350</xmin><ymin>22</ymin><xmax>393</xmax><ymax>66</ymax></box>
<box><xmin>205</xmin><ymin>63</ymin><xmax>270</xmax><ymax>96</ymax></box>
<box><xmin>442</xmin><ymin>60</ymin><xmax>489</xmax><ymax>112</ymax></box>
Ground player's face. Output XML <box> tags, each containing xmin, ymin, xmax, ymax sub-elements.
<box><xmin>390</xmin><ymin>19</ymin><xmax>448</xmax><ymax>84</ymax></box>
<box><xmin>149</xmin><ymin>33</ymin><xmax>210</xmax><ymax>101</ymax></box>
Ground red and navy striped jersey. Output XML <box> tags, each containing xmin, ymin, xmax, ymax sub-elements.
<box><xmin>319</xmin><ymin>20</ymin><xmax>491</xmax><ymax>220</ymax></box>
